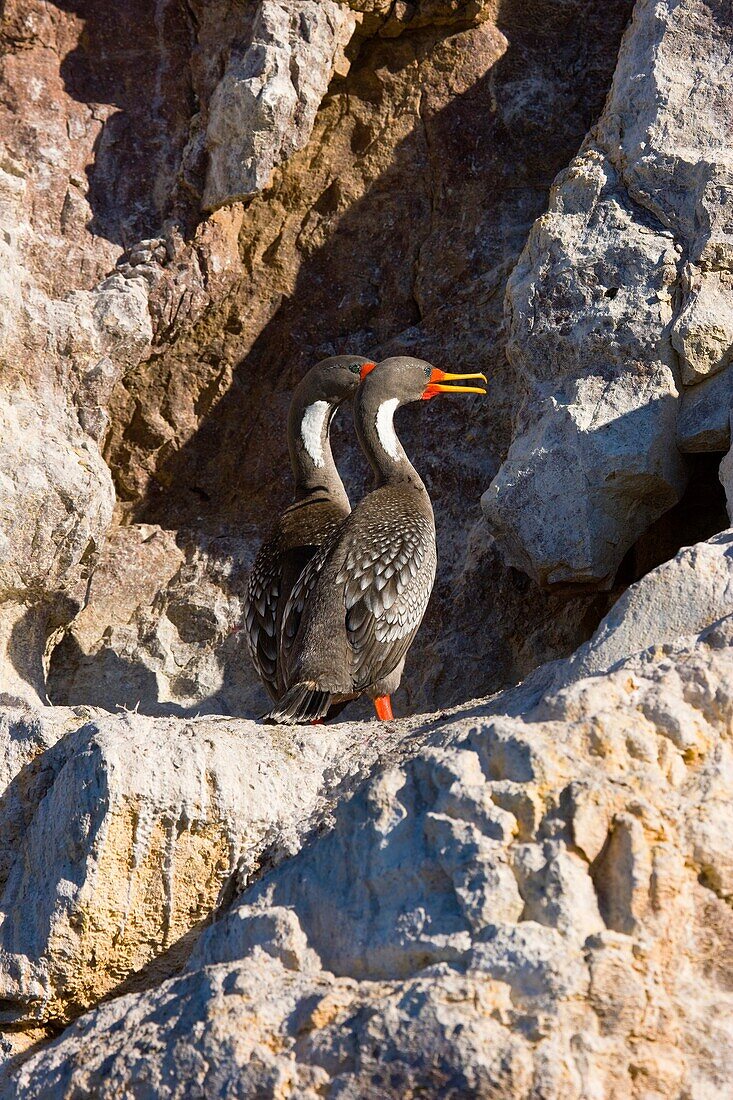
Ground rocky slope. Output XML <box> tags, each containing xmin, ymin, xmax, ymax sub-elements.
<box><xmin>0</xmin><ymin>0</ymin><xmax>732</xmax><ymax>1093</ymax></box>
<box><xmin>3</xmin><ymin>552</ymin><xmax>733</xmax><ymax>1095</ymax></box>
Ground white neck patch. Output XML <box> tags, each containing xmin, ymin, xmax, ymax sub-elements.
<box><xmin>375</xmin><ymin>398</ymin><xmax>401</xmax><ymax>461</ymax></box>
<box><xmin>300</xmin><ymin>400</ymin><xmax>329</xmax><ymax>467</ymax></box>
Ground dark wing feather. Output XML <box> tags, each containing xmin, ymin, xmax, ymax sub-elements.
<box><xmin>337</xmin><ymin>512</ymin><xmax>436</xmax><ymax>692</ymax></box>
<box><xmin>243</xmin><ymin>538</ymin><xmax>283</xmax><ymax>701</ymax></box>
<box><xmin>279</xmin><ymin>530</ymin><xmax>339</xmax><ymax>679</ymax></box>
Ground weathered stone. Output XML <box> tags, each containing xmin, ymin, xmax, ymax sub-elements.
<box><xmin>202</xmin><ymin>0</ymin><xmax>358</xmax><ymax>211</ymax></box>
<box><xmin>482</xmin><ymin>151</ymin><xmax>685</xmax><ymax>587</ymax></box>
<box><xmin>101</xmin><ymin>0</ymin><xmax>633</xmax><ymax>713</ymax></box>
<box><xmin>0</xmin><ymin>708</ymin><xmax>417</xmax><ymax>1026</ymax></box>
<box><xmin>484</xmin><ymin>0</ymin><xmax>732</xmax><ymax>587</ymax></box>
<box><xmin>187</xmin><ymin>904</ymin><xmax>322</xmax><ymax>974</ymax></box>
<box><xmin>1</xmin><ymin>0</ymin><xmax>733</xmax><ymax>1092</ymax></box>
<box><xmin>5</xmin><ymin>619</ymin><xmax>733</xmax><ymax>1096</ymax></box>
<box><xmin>673</xmin><ymin>264</ymin><xmax>733</xmax><ymax>384</ymax></box>
<box><xmin>0</xmin><ymin>169</ymin><xmax>153</xmax><ymax>699</ymax></box>
<box><xmin>566</xmin><ymin>529</ymin><xmax>733</xmax><ymax>680</ymax></box>
<box><xmin>677</xmin><ymin>363</ymin><xmax>733</xmax><ymax>453</ymax></box>
<box><xmin>596</xmin><ymin>0</ymin><xmax>733</xmax><ymax>384</ymax></box>
<box><xmin>47</xmin><ymin>527</ymin><xmax>267</xmax><ymax>717</ymax></box>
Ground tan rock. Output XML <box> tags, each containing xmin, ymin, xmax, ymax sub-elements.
<box><xmin>673</xmin><ymin>265</ymin><xmax>733</xmax><ymax>384</ymax></box>
<box><xmin>5</xmin><ymin>620</ymin><xmax>733</xmax><ymax>1096</ymax></box>
<box><xmin>202</xmin><ymin>1</ymin><xmax>358</xmax><ymax>211</ymax></box>
<box><xmin>0</xmin><ymin>709</ymin><xmax>420</xmax><ymax>1025</ymax></box>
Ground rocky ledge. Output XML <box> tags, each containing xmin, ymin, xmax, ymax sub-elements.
<box><xmin>1</xmin><ymin>533</ymin><xmax>733</xmax><ymax>1095</ymax></box>
<box><xmin>0</xmin><ymin>0</ymin><xmax>732</xmax><ymax>1093</ymax></box>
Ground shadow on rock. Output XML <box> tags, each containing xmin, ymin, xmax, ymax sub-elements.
<box><xmin>52</xmin><ymin>0</ymin><xmax>196</xmax><ymax>248</ymax></box>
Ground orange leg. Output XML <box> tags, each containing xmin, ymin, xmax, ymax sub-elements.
<box><xmin>374</xmin><ymin>695</ymin><xmax>394</xmax><ymax>721</ymax></box>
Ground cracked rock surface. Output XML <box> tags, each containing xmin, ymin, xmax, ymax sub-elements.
<box><xmin>1</xmin><ymin>0</ymin><xmax>732</xmax><ymax>1091</ymax></box>
<box><xmin>5</xmin><ymin>614</ymin><xmax>733</xmax><ymax>1096</ymax></box>
<box><xmin>484</xmin><ymin>0</ymin><xmax>732</xmax><ymax>588</ymax></box>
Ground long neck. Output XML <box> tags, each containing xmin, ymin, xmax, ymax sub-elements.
<box><xmin>354</xmin><ymin>388</ymin><xmax>425</xmax><ymax>490</ymax></box>
<box><xmin>287</xmin><ymin>385</ymin><xmax>348</xmax><ymax>505</ymax></box>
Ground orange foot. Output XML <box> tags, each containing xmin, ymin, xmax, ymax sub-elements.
<box><xmin>374</xmin><ymin>695</ymin><xmax>394</xmax><ymax>721</ymax></box>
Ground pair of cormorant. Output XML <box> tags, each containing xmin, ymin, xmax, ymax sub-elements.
<box><xmin>244</xmin><ymin>356</ymin><xmax>486</xmax><ymax>724</ymax></box>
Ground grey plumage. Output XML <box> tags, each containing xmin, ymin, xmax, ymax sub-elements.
<box><xmin>270</xmin><ymin>357</ymin><xmax>442</xmax><ymax>723</ymax></box>
<box><xmin>245</xmin><ymin>505</ymin><xmax>345</xmax><ymax>700</ymax></box>
<box><xmin>243</xmin><ymin>355</ymin><xmax>374</xmax><ymax>703</ymax></box>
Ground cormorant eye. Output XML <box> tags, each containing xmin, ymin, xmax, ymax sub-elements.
<box><xmin>424</xmin><ymin>365</ymin><xmax>432</xmax><ymax>379</ymax></box>
<box><xmin>349</xmin><ymin>363</ymin><xmax>361</xmax><ymax>374</ymax></box>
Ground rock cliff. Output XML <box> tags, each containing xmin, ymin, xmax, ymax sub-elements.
<box><xmin>0</xmin><ymin>0</ymin><xmax>732</xmax><ymax>1093</ymax></box>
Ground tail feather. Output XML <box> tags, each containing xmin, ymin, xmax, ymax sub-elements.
<box><xmin>263</xmin><ymin>682</ymin><xmax>333</xmax><ymax>725</ymax></box>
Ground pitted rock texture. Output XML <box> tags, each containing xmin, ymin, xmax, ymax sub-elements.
<box><xmin>1</xmin><ymin>0</ymin><xmax>732</xmax><ymax>1092</ymax></box>
<box><xmin>483</xmin><ymin>147</ymin><xmax>686</xmax><ymax>586</ymax></box>
<box><xmin>678</xmin><ymin>365</ymin><xmax>733</xmax><ymax>454</ymax></box>
<box><xmin>203</xmin><ymin>0</ymin><xmax>358</xmax><ymax>210</ymax></box>
<box><xmin>0</xmin><ymin>235</ymin><xmax>152</xmax><ymax>702</ymax></box>
<box><xmin>484</xmin><ymin>0</ymin><xmax>733</xmax><ymax>589</ymax></box>
<box><xmin>46</xmin><ymin>526</ymin><xmax>266</xmax><ymax>717</ymax></box>
<box><xmin>5</xmin><ymin>617</ymin><xmax>733</xmax><ymax>1097</ymax></box>
<box><xmin>0</xmin><ymin>704</ymin><xmax>424</xmax><ymax>1027</ymax></box>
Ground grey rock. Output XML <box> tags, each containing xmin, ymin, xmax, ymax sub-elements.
<box><xmin>0</xmin><ymin>152</ymin><xmax>153</xmax><ymax>702</ymax></box>
<box><xmin>6</xmin><ymin>621</ymin><xmax>733</xmax><ymax>1097</ymax></box>
<box><xmin>47</xmin><ymin>526</ymin><xmax>268</xmax><ymax>717</ymax></box>
<box><xmin>0</xmin><ymin>705</ymin><xmax>422</xmax><ymax>1025</ymax></box>
<box><xmin>566</xmin><ymin>529</ymin><xmax>733</xmax><ymax>680</ymax></box>
<box><xmin>677</xmin><ymin>364</ymin><xmax>733</xmax><ymax>452</ymax></box>
<box><xmin>597</xmin><ymin>0</ymin><xmax>733</xmax><ymax>382</ymax></box>
<box><xmin>203</xmin><ymin>0</ymin><xmax>357</xmax><ymax>210</ymax></box>
<box><xmin>187</xmin><ymin>904</ymin><xmax>322</xmax><ymax>974</ymax></box>
<box><xmin>484</xmin><ymin>0</ymin><xmax>732</xmax><ymax>586</ymax></box>
<box><xmin>483</xmin><ymin>149</ymin><xmax>686</xmax><ymax>586</ymax></box>
<box><xmin>672</xmin><ymin>263</ymin><xmax>733</xmax><ymax>385</ymax></box>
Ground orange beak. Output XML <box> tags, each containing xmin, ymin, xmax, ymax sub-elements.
<box><xmin>360</xmin><ymin>361</ymin><xmax>377</xmax><ymax>381</ymax></box>
<box><xmin>422</xmin><ymin>368</ymin><xmax>487</xmax><ymax>400</ymax></box>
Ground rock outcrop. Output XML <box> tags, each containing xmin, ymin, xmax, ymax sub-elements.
<box><xmin>1</xmin><ymin>0</ymin><xmax>732</xmax><ymax>1092</ymax></box>
<box><xmin>46</xmin><ymin>527</ymin><xmax>265</xmax><ymax>717</ymax></box>
<box><xmin>483</xmin><ymin>0</ymin><xmax>732</xmax><ymax>588</ymax></box>
<box><xmin>202</xmin><ymin>0</ymin><xmax>357</xmax><ymax>210</ymax></box>
<box><xmin>0</xmin><ymin>706</ymin><xmax>420</xmax><ymax>1027</ymax></box>
<box><xmin>567</xmin><ymin>529</ymin><xmax>733</xmax><ymax>681</ymax></box>
<box><xmin>5</xmin><ymin>613</ymin><xmax>733</xmax><ymax>1097</ymax></box>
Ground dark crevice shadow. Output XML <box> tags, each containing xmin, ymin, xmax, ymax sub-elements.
<box><xmin>616</xmin><ymin>452</ymin><xmax>730</xmax><ymax>587</ymax></box>
<box><xmin>51</xmin><ymin>0</ymin><xmax>197</xmax><ymax>247</ymax></box>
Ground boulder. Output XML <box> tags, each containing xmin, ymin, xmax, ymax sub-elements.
<box><xmin>482</xmin><ymin>149</ymin><xmax>685</xmax><ymax>586</ymax></box>
<box><xmin>566</xmin><ymin>528</ymin><xmax>733</xmax><ymax>680</ymax></box>
<box><xmin>202</xmin><ymin>0</ymin><xmax>358</xmax><ymax>210</ymax></box>
<box><xmin>677</xmin><ymin>365</ymin><xmax>733</xmax><ymax>453</ymax></box>
<box><xmin>47</xmin><ymin>527</ymin><xmax>267</xmax><ymax>718</ymax></box>
<box><xmin>0</xmin><ymin>708</ymin><xmax>416</xmax><ymax>1026</ymax></box>
<box><xmin>6</xmin><ymin>619</ymin><xmax>733</xmax><ymax>1097</ymax></box>
<box><xmin>484</xmin><ymin>0</ymin><xmax>733</xmax><ymax>586</ymax></box>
